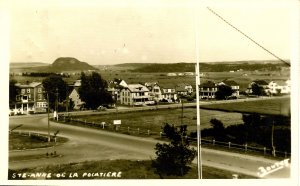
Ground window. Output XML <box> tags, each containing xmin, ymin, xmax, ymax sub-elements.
<box><xmin>28</xmin><ymin>94</ymin><xmax>31</xmax><ymax>100</ymax></box>
<box><xmin>27</xmin><ymin>89</ymin><xmax>30</xmax><ymax>93</ymax></box>
<box><xmin>38</xmin><ymin>88</ymin><xmax>42</xmax><ymax>93</ymax></box>
<box><xmin>21</xmin><ymin>89</ymin><xmax>25</xmax><ymax>94</ymax></box>
<box><xmin>38</xmin><ymin>94</ymin><xmax>42</xmax><ymax>100</ymax></box>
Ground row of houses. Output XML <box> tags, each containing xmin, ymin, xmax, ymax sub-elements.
<box><xmin>10</xmin><ymin>78</ymin><xmax>291</xmax><ymax>114</ymax></box>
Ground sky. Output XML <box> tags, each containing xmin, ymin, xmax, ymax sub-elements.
<box><xmin>9</xmin><ymin>0</ymin><xmax>294</xmax><ymax>65</ymax></box>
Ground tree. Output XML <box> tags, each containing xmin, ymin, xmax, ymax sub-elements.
<box><xmin>242</xmin><ymin>114</ymin><xmax>261</xmax><ymax>142</ymax></box>
<box><xmin>9</xmin><ymin>79</ymin><xmax>19</xmax><ymax>105</ymax></box>
<box><xmin>152</xmin><ymin>123</ymin><xmax>196</xmax><ymax>177</ymax></box>
<box><xmin>251</xmin><ymin>83</ymin><xmax>265</xmax><ymax>96</ymax></box>
<box><xmin>215</xmin><ymin>85</ymin><xmax>234</xmax><ymax>100</ymax></box>
<box><xmin>42</xmin><ymin>75</ymin><xmax>67</xmax><ymax>110</ymax></box>
<box><xmin>210</xmin><ymin>118</ymin><xmax>226</xmax><ymax>141</ymax></box>
<box><xmin>78</xmin><ymin>72</ymin><xmax>113</xmax><ymax>109</ymax></box>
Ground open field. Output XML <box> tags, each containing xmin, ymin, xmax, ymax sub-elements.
<box><xmin>8</xmin><ymin>159</ymin><xmax>255</xmax><ymax>179</ymax></box>
<box><xmin>201</xmin><ymin>96</ymin><xmax>290</xmax><ymax>116</ymax></box>
<box><xmin>66</xmin><ymin>108</ymin><xmax>243</xmax><ymax>134</ymax></box>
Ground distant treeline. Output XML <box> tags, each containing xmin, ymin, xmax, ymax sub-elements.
<box><xmin>130</xmin><ymin>63</ymin><xmax>289</xmax><ymax>73</ymax></box>
<box><xmin>21</xmin><ymin>72</ymin><xmax>70</xmax><ymax>77</ymax></box>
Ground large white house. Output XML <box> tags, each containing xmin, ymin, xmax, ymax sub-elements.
<box><xmin>145</xmin><ymin>82</ymin><xmax>162</xmax><ymax>101</ymax></box>
<box><xmin>120</xmin><ymin>84</ymin><xmax>151</xmax><ymax>106</ymax></box>
<box><xmin>268</xmin><ymin>79</ymin><xmax>290</xmax><ymax>95</ymax></box>
<box><xmin>161</xmin><ymin>87</ymin><xmax>178</xmax><ymax>102</ymax></box>
<box><xmin>199</xmin><ymin>81</ymin><xmax>218</xmax><ymax>99</ymax></box>
<box><xmin>68</xmin><ymin>80</ymin><xmax>84</xmax><ymax>110</ymax></box>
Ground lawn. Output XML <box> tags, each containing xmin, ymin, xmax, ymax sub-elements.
<box><xmin>8</xmin><ymin>159</ymin><xmax>255</xmax><ymax>179</ymax></box>
<box><xmin>9</xmin><ymin>132</ymin><xmax>68</xmax><ymax>151</ymax></box>
<box><xmin>65</xmin><ymin>108</ymin><xmax>243</xmax><ymax>135</ymax></box>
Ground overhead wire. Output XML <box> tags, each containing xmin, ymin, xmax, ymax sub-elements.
<box><xmin>206</xmin><ymin>7</ymin><xmax>290</xmax><ymax>66</ymax></box>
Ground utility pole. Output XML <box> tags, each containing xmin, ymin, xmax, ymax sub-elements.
<box><xmin>47</xmin><ymin>92</ymin><xmax>50</xmax><ymax>142</ymax></box>
<box><xmin>194</xmin><ymin>6</ymin><xmax>202</xmax><ymax>179</ymax></box>
<box><xmin>66</xmin><ymin>87</ymin><xmax>69</xmax><ymax>113</ymax></box>
<box><xmin>55</xmin><ymin>88</ymin><xmax>59</xmax><ymax>121</ymax></box>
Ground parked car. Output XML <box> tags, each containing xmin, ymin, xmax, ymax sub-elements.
<box><xmin>96</xmin><ymin>105</ymin><xmax>107</xmax><ymax>111</ymax></box>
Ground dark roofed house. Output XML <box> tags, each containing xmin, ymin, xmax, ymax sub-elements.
<box><xmin>176</xmin><ymin>83</ymin><xmax>193</xmax><ymax>96</ymax></box>
<box><xmin>199</xmin><ymin>81</ymin><xmax>218</xmax><ymax>99</ymax></box>
<box><xmin>219</xmin><ymin>80</ymin><xmax>240</xmax><ymax>97</ymax></box>
<box><xmin>246</xmin><ymin>80</ymin><xmax>270</xmax><ymax>95</ymax></box>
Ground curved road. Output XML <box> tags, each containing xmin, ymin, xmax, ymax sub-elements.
<box><xmin>9</xmin><ymin>114</ymin><xmax>290</xmax><ymax>179</ymax></box>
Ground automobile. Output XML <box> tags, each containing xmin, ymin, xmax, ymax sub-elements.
<box><xmin>145</xmin><ymin>100</ymin><xmax>155</xmax><ymax>105</ymax></box>
<box><xmin>96</xmin><ymin>105</ymin><xmax>107</xmax><ymax>111</ymax></box>
<box><xmin>9</xmin><ymin>109</ymin><xmax>14</xmax><ymax>116</ymax></box>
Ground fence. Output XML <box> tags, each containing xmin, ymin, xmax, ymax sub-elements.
<box><xmin>58</xmin><ymin>116</ymin><xmax>163</xmax><ymax>137</ymax></box>
<box><xmin>187</xmin><ymin>137</ymin><xmax>290</xmax><ymax>158</ymax></box>
<box><xmin>57</xmin><ymin>115</ymin><xmax>291</xmax><ymax>158</ymax></box>
<box><xmin>9</xmin><ymin>130</ymin><xmax>56</xmax><ymax>142</ymax></box>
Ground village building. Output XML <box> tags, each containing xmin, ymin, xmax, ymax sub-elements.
<box><xmin>68</xmin><ymin>80</ymin><xmax>85</xmax><ymax>110</ymax></box>
<box><xmin>12</xmin><ymin>82</ymin><xmax>47</xmax><ymax>114</ymax></box>
<box><xmin>161</xmin><ymin>87</ymin><xmax>178</xmax><ymax>102</ymax></box>
<box><xmin>219</xmin><ymin>80</ymin><xmax>240</xmax><ymax>97</ymax></box>
<box><xmin>175</xmin><ymin>83</ymin><xmax>193</xmax><ymax>96</ymax></box>
<box><xmin>120</xmin><ymin>84</ymin><xmax>151</xmax><ymax>106</ymax></box>
<box><xmin>144</xmin><ymin>82</ymin><xmax>162</xmax><ymax>102</ymax></box>
<box><xmin>199</xmin><ymin>81</ymin><xmax>218</xmax><ymax>99</ymax></box>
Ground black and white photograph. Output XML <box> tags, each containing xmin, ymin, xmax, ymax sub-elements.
<box><xmin>1</xmin><ymin>0</ymin><xmax>299</xmax><ymax>185</ymax></box>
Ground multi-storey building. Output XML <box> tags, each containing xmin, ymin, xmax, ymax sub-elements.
<box><xmin>199</xmin><ymin>81</ymin><xmax>218</xmax><ymax>99</ymax></box>
<box><xmin>219</xmin><ymin>80</ymin><xmax>240</xmax><ymax>97</ymax></box>
<box><xmin>120</xmin><ymin>84</ymin><xmax>151</xmax><ymax>106</ymax></box>
<box><xmin>161</xmin><ymin>87</ymin><xmax>178</xmax><ymax>102</ymax></box>
<box><xmin>144</xmin><ymin>82</ymin><xmax>162</xmax><ymax>101</ymax></box>
<box><xmin>13</xmin><ymin>82</ymin><xmax>47</xmax><ymax>114</ymax></box>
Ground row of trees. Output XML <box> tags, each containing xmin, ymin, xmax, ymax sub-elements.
<box><xmin>201</xmin><ymin>114</ymin><xmax>291</xmax><ymax>152</ymax></box>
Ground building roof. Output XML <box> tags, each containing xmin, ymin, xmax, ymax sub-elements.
<box><xmin>253</xmin><ymin>80</ymin><xmax>269</xmax><ymax>85</ymax></box>
<box><xmin>222</xmin><ymin>80</ymin><xmax>239</xmax><ymax>86</ymax></box>
<box><xmin>199</xmin><ymin>81</ymin><xmax>217</xmax><ymax>88</ymax></box>
<box><xmin>16</xmin><ymin>82</ymin><xmax>42</xmax><ymax>88</ymax></box>
<box><xmin>127</xmin><ymin>84</ymin><xmax>149</xmax><ymax>92</ymax></box>
<box><xmin>176</xmin><ymin>83</ymin><xmax>189</xmax><ymax>92</ymax></box>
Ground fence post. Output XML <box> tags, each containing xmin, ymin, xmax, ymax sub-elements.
<box><xmin>264</xmin><ymin>147</ymin><xmax>266</xmax><ymax>156</ymax></box>
<box><xmin>128</xmin><ymin>127</ymin><xmax>130</xmax><ymax>133</ymax></box>
<box><xmin>245</xmin><ymin>143</ymin><xmax>247</xmax><ymax>152</ymax></box>
<box><xmin>28</xmin><ymin>132</ymin><xmax>31</xmax><ymax>137</ymax></box>
<box><xmin>272</xmin><ymin>147</ymin><xmax>276</xmax><ymax>157</ymax></box>
<box><xmin>85</xmin><ymin>120</ymin><xmax>86</xmax><ymax>125</ymax></box>
<box><xmin>228</xmin><ymin>142</ymin><xmax>231</xmax><ymax>149</ymax></box>
<box><xmin>160</xmin><ymin>132</ymin><xmax>162</xmax><ymax>138</ymax></box>
<box><xmin>212</xmin><ymin>139</ymin><xmax>215</xmax><ymax>146</ymax></box>
<box><xmin>147</xmin><ymin>130</ymin><xmax>150</xmax><ymax>135</ymax></box>
<box><xmin>137</xmin><ymin>128</ymin><xmax>140</xmax><ymax>134</ymax></box>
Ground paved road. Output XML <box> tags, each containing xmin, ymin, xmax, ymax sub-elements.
<box><xmin>9</xmin><ymin>114</ymin><xmax>290</xmax><ymax>179</ymax></box>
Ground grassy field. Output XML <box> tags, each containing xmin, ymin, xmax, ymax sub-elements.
<box><xmin>8</xmin><ymin>159</ymin><xmax>255</xmax><ymax>179</ymax></box>
<box><xmin>201</xmin><ymin>97</ymin><xmax>290</xmax><ymax>116</ymax></box>
<box><xmin>67</xmin><ymin>108</ymin><xmax>243</xmax><ymax>134</ymax></box>
<box><xmin>9</xmin><ymin>132</ymin><xmax>68</xmax><ymax>151</ymax></box>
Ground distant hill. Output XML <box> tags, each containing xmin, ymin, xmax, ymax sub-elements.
<box><xmin>49</xmin><ymin>57</ymin><xmax>97</xmax><ymax>71</ymax></box>
<box><xmin>10</xmin><ymin>57</ymin><xmax>97</xmax><ymax>73</ymax></box>
<box><xmin>128</xmin><ymin>61</ymin><xmax>289</xmax><ymax>73</ymax></box>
